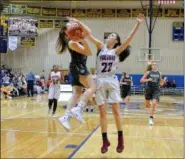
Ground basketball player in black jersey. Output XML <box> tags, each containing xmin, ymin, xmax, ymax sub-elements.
<box><xmin>57</xmin><ymin>19</ymin><xmax>96</xmax><ymax>130</ymax></box>
<box><xmin>144</xmin><ymin>59</ymin><xmax>153</xmax><ymax>109</ymax></box>
<box><xmin>140</xmin><ymin>63</ymin><xmax>164</xmax><ymax>125</ymax></box>
<box><xmin>120</xmin><ymin>71</ymin><xmax>133</xmax><ymax>110</ymax></box>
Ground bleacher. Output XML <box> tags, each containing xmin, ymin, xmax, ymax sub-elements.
<box><xmin>68</xmin><ymin>73</ymin><xmax>184</xmax><ymax>96</ymax></box>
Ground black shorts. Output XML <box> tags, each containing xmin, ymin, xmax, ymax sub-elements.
<box><xmin>121</xmin><ymin>85</ymin><xmax>131</xmax><ymax>98</ymax></box>
<box><xmin>145</xmin><ymin>86</ymin><xmax>160</xmax><ymax>101</ymax></box>
<box><xmin>69</xmin><ymin>63</ymin><xmax>89</xmax><ymax>87</ymax></box>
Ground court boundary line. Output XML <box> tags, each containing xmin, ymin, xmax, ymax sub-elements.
<box><xmin>1</xmin><ymin>110</ymin><xmax>42</xmax><ymax>120</ymax></box>
<box><xmin>1</xmin><ymin>114</ymin><xmax>183</xmax><ymax>120</ymax></box>
<box><xmin>1</xmin><ymin>128</ymin><xmax>183</xmax><ymax>141</ymax></box>
<box><xmin>68</xmin><ymin>124</ymin><xmax>100</xmax><ymax>159</ymax></box>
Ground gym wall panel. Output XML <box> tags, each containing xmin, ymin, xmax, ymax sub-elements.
<box><xmin>3</xmin><ymin>18</ymin><xmax>184</xmax><ymax>75</ymax></box>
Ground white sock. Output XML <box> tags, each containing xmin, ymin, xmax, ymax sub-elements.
<box><xmin>65</xmin><ymin>110</ymin><xmax>73</xmax><ymax>117</ymax></box>
<box><xmin>77</xmin><ymin>101</ymin><xmax>86</xmax><ymax>109</ymax></box>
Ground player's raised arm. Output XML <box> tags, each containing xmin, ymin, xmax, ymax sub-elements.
<box><xmin>115</xmin><ymin>14</ymin><xmax>144</xmax><ymax>55</ymax></box>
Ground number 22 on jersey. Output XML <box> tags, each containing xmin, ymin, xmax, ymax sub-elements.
<box><xmin>101</xmin><ymin>62</ymin><xmax>113</xmax><ymax>73</ymax></box>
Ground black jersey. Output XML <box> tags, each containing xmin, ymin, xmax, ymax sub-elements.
<box><xmin>122</xmin><ymin>75</ymin><xmax>132</xmax><ymax>86</ymax></box>
<box><xmin>147</xmin><ymin>71</ymin><xmax>161</xmax><ymax>87</ymax></box>
<box><xmin>68</xmin><ymin>47</ymin><xmax>87</xmax><ymax>66</ymax></box>
<box><xmin>68</xmin><ymin>46</ymin><xmax>89</xmax><ymax>86</ymax></box>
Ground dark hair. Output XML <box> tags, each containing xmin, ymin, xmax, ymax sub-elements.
<box><xmin>112</xmin><ymin>32</ymin><xmax>121</xmax><ymax>49</ymax></box>
<box><xmin>112</xmin><ymin>32</ymin><xmax>131</xmax><ymax>62</ymax></box>
<box><xmin>56</xmin><ymin>21</ymin><xmax>69</xmax><ymax>54</ymax></box>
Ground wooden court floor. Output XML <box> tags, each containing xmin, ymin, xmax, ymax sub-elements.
<box><xmin>1</xmin><ymin>94</ymin><xmax>184</xmax><ymax>158</ymax></box>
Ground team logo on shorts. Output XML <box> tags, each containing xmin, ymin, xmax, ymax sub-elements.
<box><xmin>80</xmin><ymin>69</ymin><xmax>85</xmax><ymax>74</ymax></box>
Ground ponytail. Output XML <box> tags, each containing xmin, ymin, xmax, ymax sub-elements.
<box><xmin>111</xmin><ymin>32</ymin><xmax>131</xmax><ymax>62</ymax></box>
<box><xmin>56</xmin><ymin>22</ymin><xmax>69</xmax><ymax>54</ymax></box>
<box><xmin>119</xmin><ymin>45</ymin><xmax>131</xmax><ymax>62</ymax></box>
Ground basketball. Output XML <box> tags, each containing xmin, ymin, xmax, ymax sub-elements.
<box><xmin>65</xmin><ymin>22</ymin><xmax>83</xmax><ymax>41</ymax></box>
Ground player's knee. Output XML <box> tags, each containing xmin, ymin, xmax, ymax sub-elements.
<box><xmin>89</xmin><ymin>84</ymin><xmax>96</xmax><ymax>93</ymax></box>
<box><xmin>86</xmin><ymin>87</ymin><xmax>96</xmax><ymax>96</ymax></box>
<box><xmin>99</xmin><ymin>105</ymin><xmax>107</xmax><ymax>117</ymax></box>
<box><xmin>112</xmin><ymin>106</ymin><xmax>120</xmax><ymax>117</ymax></box>
<box><xmin>73</xmin><ymin>90</ymin><xmax>82</xmax><ymax>100</ymax></box>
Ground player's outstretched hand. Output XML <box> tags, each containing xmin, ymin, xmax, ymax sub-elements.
<box><xmin>136</xmin><ymin>13</ymin><xmax>145</xmax><ymax>23</ymax></box>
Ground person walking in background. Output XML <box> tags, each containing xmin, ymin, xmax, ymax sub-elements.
<box><xmin>26</xmin><ymin>69</ymin><xmax>36</xmax><ymax>97</ymax></box>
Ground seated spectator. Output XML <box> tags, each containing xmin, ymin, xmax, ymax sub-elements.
<box><xmin>163</xmin><ymin>77</ymin><xmax>171</xmax><ymax>88</ymax></box>
<box><xmin>17</xmin><ymin>74</ymin><xmax>27</xmax><ymax>95</ymax></box>
<box><xmin>1</xmin><ymin>85</ymin><xmax>12</xmax><ymax>99</ymax></box>
<box><xmin>9</xmin><ymin>83</ymin><xmax>19</xmax><ymax>97</ymax></box>
<box><xmin>0</xmin><ymin>83</ymin><xmax>19</xmax><ymax>99</ymax></box>
<box><xmin>12</xmin><ymin>77</ymin><xmax>18</xmax><ymax>88</ymax></box>
<box><xmin>2</xmin><ymin>74</ymin><xmax>10</xmax><ymax>86</ymax></box>
<box><xmin>171</xmin><ymin>80</ymin><xmax>176</xmax><ymax>88</ymax></box>
<box><xmin>64</xmin><ymin>71</ymin><xmax>69</xmax><ymax>83</ymax></box>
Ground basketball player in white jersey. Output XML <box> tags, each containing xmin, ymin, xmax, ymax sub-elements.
<box><xmin>82</xmin><ymin>14</ymin><xmax>144</xmax><ymax>153</ymax></box>
<box><xmin>48</xmin><ymin>65</ymin><xmax>63</xmax><ymax>117</ymax></box>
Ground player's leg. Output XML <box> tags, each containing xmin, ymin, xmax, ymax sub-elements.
<box><xmin>48</xmin><ymin>85</ymin><xmax>54</xmax><ymax>115</ymax></box>
<box><xmin>59</xmin><ymin>85</ymin><xmax>83</xmax><ymax>130</ymax></box>
<box><xmin>71</xmin><ymin>74</ymin><xmax>96</xmax><ymax>123</ymax></box>
<box><xmin>109</xmin><ymin>84</ymin><xmax>124</xmax><ymax>153</ymax></box>
<box><xmin>149</xmin><ymin>88</ymin><xmax>160</xmax><ymax>125</ymax></box>
<box><xmin>96</xmin><ymin>86</ymin><xmax>110</xmax><ymax>154</ymax></box>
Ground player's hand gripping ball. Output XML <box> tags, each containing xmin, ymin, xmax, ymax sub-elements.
<box><xmin>65</xmin><ymin>22</ymin><xmax>84</xmax><ymax>41</ymax></box>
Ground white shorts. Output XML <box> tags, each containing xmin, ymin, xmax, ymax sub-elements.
<box><xmin>95</xmin><ymin>75</ymin><xmax>122</xmax><ymax>105</ymax></box>
<box><xmin>48</xmin><ymin>84</ymin><xmax>60</xmax><ymax>100</ymax></box>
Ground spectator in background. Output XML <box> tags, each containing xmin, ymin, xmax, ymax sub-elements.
<box><xmin>17</xmin><ymin>74</ymin><xmax>27</xmax><ymax>95</ymax></box>
<box><xmin>1</xmin><ymin>84</ymin><xmax>12</xmax><ymax>99</ymax></box>
<box><xmin>163</xmin><ymin>77</ymin><xmax>171</xmax><ymax>88</ymax></box>
<box><xmin>40</xmin><ymin>70</ymin><xmax>46</xmax><ymax>91</ymax></box>
<box><xmin>64</xmin><ymin>71</ymin><xmax>69</xmax><ymax>84</ymax></box>
<box><xmin>26</xmin><ymin>69</ymin><xmax>35</xmax><ymax>97</ymax></box>
<box><xmin>9</xmin><ymin>83</ymin><xmax>19</xmax><ymax>97</ymax></box>
<box><xmin>171</xmin><ymin>79</ymin><xmax>176</xmax><ymax>88</ymax></box>
<box><xmin>12</xmin><ymin>77</ymin><xmax>17</xmax><ymax>86</ymax></box>
<box><xmin>2</xmin><ymin>74</ymin><xmax>10</xmax><ymax>86</ymax></box>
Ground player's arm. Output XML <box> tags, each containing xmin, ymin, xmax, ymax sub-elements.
<box><xmin>60</xmin><ymin>72</ymin><xmax>64</xmax><ymax>83</ymax></box>
<box><xmin>48</xmin><ymin>72</ymin><xmax>53</xmax><ymax>83</ymax></box>
<box><xmin>67</xmin><ymin>17</ymin><xmax>104</xmax><ymax>51</ymax></box>
<box><xmin>120</xmin><ymin>76</ymin><xmax>124</xmax><ymax>84</ymax></box>
<box><xmin>140</xmin><ymin>71</ymin><xmax>152</xmax><ymax>83</ymax></box>
<box><xmin>68</xmin><ymin>40</ymin><xmax>92</xmax><ymax>56</ymax></box>
<box><xmin>159</xmin><ymin>72</ymin><xmax>164</xmax><ymax>86</ymax></box>
<box><xmin>115</xmin><ymin>14</ymin><xmax>144</xmax><ymax>55</ymax></box>
<box><xmin>86</xmin><ymin>34</ymin><xmax>104</xmax><ymax>51</ymax></box>
<box><xmin>131</xmin><ymin>77</ymin><xmax>134</xmax><ymax>86</ymax></box>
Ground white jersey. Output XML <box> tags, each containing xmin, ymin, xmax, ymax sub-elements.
<box><xmin>48</xmin><ymin>71</ymin><xmax>61</xmax><ymax>100</ymax></box>
<box><xmin>96</xmin><ymin>46</ymin><xmax>119</xmax><ymax>77</ymax></box>
<box><xmin>95</xmin><ymin>46</ymin><xmax>121</xmax><ymax>105</ymax></box>
<box><xmin>50</xmin><ymin>71</ymin><xmax>61</xmax><ymax>80</ymax></box>
<box><xmin>50</xmin><ymin>71</ymin><xmax>61</xmax><ymax>84</ymax></box>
